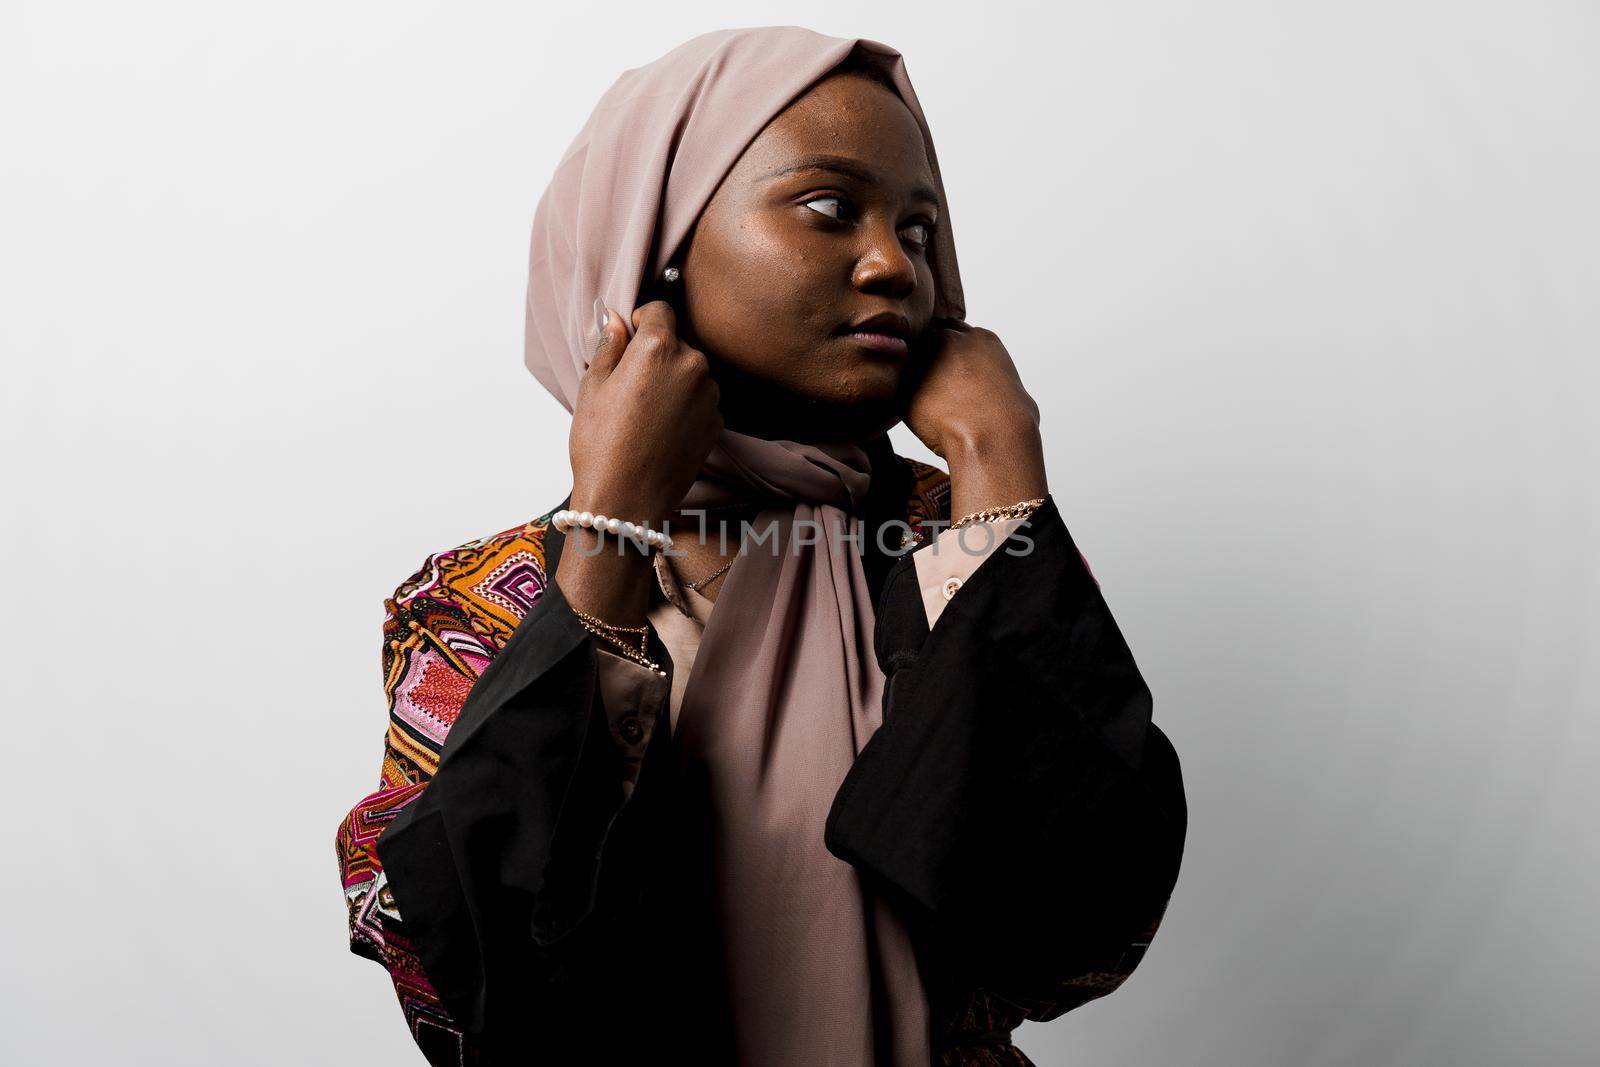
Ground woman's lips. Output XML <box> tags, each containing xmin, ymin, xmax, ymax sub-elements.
<box><xmin>840</xmin><ymin>330</ymin><xmax>910</xmax><ymax>357</ymax></box>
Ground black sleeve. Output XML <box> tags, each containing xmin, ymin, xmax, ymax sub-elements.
<box><xmin>373</xmin><ymin>573</ymin><xmax>675</xmax><ymax>1057</ymax></box>
<box><xmin>824</xmin><ymin>492</ymin><xmax>1188</xmax><ymax>1021</ymax></box>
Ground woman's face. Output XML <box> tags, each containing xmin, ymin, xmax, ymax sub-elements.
<box><xmin>673</xmin><ymin>71</ymin><xmax>943</xmax><ymax>445</ymax></box>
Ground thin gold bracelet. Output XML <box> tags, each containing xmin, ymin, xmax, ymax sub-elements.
<box><xmin>577</xmin><ymin>619</ymin><xmax>663</xmax><ymax>675</ymax></box>
<box><xmin>572</xmin><ymin>607</ymin><xmax>666</xmax><ymax>675</ymax></box>
<box><xmin>948</xmin><ymin>496</ymin><xmax>1046</xmax><ymax>533</ymax></box>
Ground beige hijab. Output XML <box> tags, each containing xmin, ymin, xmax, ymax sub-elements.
<box><xmin>523</xmin><ymin>27</ymin><xmax>964</xmax><ymax>1066</ymax></box>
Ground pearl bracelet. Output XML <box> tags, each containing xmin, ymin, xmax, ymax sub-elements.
<box><xmin>552</xmin><ymin>508</ymin><xmax>674</xmax><ymax>552</ymax></box>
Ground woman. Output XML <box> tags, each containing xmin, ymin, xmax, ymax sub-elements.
<box><xmin>335</xmin><ymin>27</ymin><xmax>1186</xmax><ymax>1067</ymax></box>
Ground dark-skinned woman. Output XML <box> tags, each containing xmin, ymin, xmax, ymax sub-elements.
<box><xmin>334</xmin><ymin>26</ymin><xmax>1187</xmax><ymax>1067</ymax></box>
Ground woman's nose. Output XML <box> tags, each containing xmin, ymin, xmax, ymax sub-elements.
<box><xmin>850</xmin><ymin>220</ymin><xmax>918</xmax><ymax>296</ymax></box>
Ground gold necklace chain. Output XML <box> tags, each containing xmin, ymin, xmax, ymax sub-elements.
<box><xmin>683</xmin><ymin>555</ymin><xmax>736</xmax><ymax>591</ymax></box>
<box><xmin>665</xmin><ymin>501</ymin><xmax>754</xmax><ymax>592</ymax></box>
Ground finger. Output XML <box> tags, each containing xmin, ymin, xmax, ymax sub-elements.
<box><xmin>631</xmin><ymin>299</ymin><xmax>679</xmax><ymax>341</ymax></box>
<box><xmin>590</xmin><ymin>298</ymin><xmax>630</xmax><ymax>376</ymax></box>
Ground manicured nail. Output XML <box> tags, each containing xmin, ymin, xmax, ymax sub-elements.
<box><xmin>594</xmin><ymin>297</ymin><xmax>609</xmax><ymax>333</ymax></box>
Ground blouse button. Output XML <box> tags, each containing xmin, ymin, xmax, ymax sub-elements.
<box><xmin>941</xmin><ymin>576</ymin><xmax>963</xmax><ymax>601</ymax></box>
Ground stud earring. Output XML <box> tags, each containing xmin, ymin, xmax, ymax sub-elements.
<box><xmin>662</xmin><ymin>265</ymin><xmax>681</xmax><ymax>283</ymax></box>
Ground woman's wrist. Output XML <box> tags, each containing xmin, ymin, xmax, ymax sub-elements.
<box><xmin>944</xmin><ymin>420</ymin><xmax>1048</xmax><ymax>523</ymax></box>
<box><xmin>554</xmin><ymin>525</ymin><xmax>655</xmax><ymax>630</ymax></box>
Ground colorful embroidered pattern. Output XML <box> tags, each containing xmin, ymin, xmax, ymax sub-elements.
<box><xmin>336</xmin><ymin>505</ymin><xmax>564</xmax><ymax>1065</ymax></box>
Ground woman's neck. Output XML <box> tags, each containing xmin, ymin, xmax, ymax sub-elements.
<box><xmin>660</xmin><ymin>501</ymin><xmax>764</xmax><ymax>603</ymax></box>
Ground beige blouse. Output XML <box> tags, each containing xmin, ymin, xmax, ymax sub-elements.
<box><xmin>592</xmin><ymin>518</ymin><xmax>1026</xmax><ymax>800</ymax></box>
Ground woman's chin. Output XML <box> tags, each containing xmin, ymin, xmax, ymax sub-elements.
<box><xmin>717</xmin><ymin>362</ymin><xmax>904</xmax><ymax>443</ymax></box>
<box><xmin>807</xmin><ymin>389</ymin><xmax>903</xmax><ymax>442</ymax></box>
<box><xmin>835</xmin><ymin>360</ymin><xmax>906</xmax><ymax>404</ymax></box>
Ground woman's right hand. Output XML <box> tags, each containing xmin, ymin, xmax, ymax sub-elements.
<box><xmin>569</xmin><ymin>299</ymin><xmax>724</xmax><ymax>527</ymax></box>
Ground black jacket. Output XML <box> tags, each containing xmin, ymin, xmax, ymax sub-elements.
<box><xmin>353</xmin><ymin>448</ymin><xmax>1187</xmax><ymax>1065</ymax></box>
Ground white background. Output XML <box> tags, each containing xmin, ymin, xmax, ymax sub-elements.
<box><xmin>3</xmin><ymin>2</ymin><xmax>1596</xmax><ymax>1064</ymax></box>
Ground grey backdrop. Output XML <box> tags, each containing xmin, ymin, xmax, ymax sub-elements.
<box><xmin>3</xmin><ymin>2</ymin><xmax>1595</xmax><ymax>1064</ymax></box>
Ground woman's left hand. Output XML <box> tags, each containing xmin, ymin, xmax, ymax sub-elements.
<box><xmin>902</xmin><ymin>319</ymin><xmax>1038</xmax><ymax>459</ymax></box>
<box><xmin>901</xmin><ymin>318</ymin><xmax>1049</xmax><ymax>518</ymax></box>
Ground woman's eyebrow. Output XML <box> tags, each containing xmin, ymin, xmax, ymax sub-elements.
<box><xmin>768</xmin><ymin>153</ymin><xmax>940</xmax><ymax>209</ymax></box>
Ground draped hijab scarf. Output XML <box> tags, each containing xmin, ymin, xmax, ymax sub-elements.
<box><xmin>522</xmin><ymin>27</ymin><xmax>965</xmax><ymax>1065</ymax></box>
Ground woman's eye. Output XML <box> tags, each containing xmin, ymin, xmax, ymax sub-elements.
<box><xmin>803</xmin><ymin>197</ymin><xmax>933</xmax><ymax>248</ymax></box>
<box><xmin>803</xmin><ymin>196</ymin><xmax>846</xmax><ymax>220</ymax></box>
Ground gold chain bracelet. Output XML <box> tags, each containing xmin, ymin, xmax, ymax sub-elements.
<box><xmin>571</xmin><ymin>607</ymin><xmax>666</xmax><ymax>676</ymax></box>
<box><xmin>948</xmin><ymin>496</ymin><xmax>1046</xmax><ymax>533</ymax></box>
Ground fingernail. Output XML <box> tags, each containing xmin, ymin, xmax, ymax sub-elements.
<box><xmin>594</xmin><ymin>297</ymin><xmax>609</xmax><ymax>333</ymax></box>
